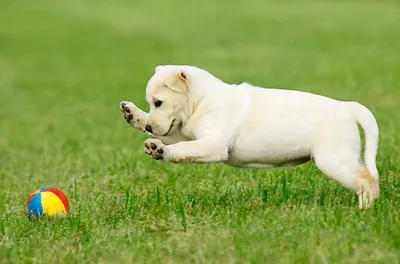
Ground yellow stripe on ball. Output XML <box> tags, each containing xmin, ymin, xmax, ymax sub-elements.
<box><xmin>41</xmin><ymin>191</ymin><xmax>67</xmax><ymax>216</ymax></box>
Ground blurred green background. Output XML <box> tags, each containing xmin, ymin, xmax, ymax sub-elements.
<box><xmin>0</xmin><ymin>0</ymin><xmax>399</xmax><ymax>263</ymax></box>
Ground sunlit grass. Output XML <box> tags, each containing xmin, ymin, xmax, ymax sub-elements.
<box><xmin>0</xmin><ymin>0</ymin><xmax>399</xmax><ymax>263</ymax></box>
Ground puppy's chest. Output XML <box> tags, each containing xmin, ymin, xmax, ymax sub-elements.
<box><xmin>180</xmin><ymin>124</ymin><xmax>198</xmax><ymax>139</ymax></box>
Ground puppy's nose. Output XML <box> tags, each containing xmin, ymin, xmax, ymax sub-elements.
<box><xmin>145</xmin><ymin>124</ymin><xmax>153</xmax><ymax>133</ymax></box>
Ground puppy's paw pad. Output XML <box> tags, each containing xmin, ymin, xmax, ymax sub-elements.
<box><xmin>120</xmin><ymin>101</ymin><xmax>138</xmax><ymax>124</ymax></box>
<box><xmin>144</xmin><ymin>139</ymin><xmax>165</xmax><ymax>160</ymax></box>
<box><xmin>120</xmin><ymin>101</ymin><xmax>136</xmax><ymax>112</ymax></box>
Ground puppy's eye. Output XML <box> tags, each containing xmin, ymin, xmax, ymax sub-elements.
<box><xmin>154</xmin><ymin>100</ymin><xmax>163</xmax><ymax>108</ymax></box>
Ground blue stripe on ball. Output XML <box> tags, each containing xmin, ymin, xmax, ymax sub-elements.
<box><xmin>27</xmin><ymin>194</ymin><xmax>43</xmax><ymax>217</ymax></box>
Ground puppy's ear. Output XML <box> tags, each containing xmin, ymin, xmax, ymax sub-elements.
<box><xmin>165</xmin><ymin>72</ymin><xmax>189</xmax><ymax>93</ymax></box>
<box><xmin>155</xmin><ymin>65</ymin><xmax>165</xmax><ymax>73</ymax></box>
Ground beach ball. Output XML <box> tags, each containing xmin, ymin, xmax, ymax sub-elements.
<box><xmin>26</xmin><ymin>187</ymin><xmax>70</xmax><ymax>217</ymax></box>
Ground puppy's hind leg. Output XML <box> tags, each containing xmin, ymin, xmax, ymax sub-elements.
<box><xmin>312</xmin><ymin>132</ymin><xmax>379</xmax><ymax>209</ymax></box>
<box><xmin>356</xmin><ymin>167</ymin><xmax>380</xmax><ymax>209</ymax></box>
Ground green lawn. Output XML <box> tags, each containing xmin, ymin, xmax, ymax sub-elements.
<box><xmin>1</xmin><ymin>0</ymin><xmax>400</xmax><ymax>263</ymax></box>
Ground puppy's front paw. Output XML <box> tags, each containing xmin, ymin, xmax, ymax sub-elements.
<box><xmin>144</xmin><ymin>139</ymin><xmax>166</xmax><ymax>160</ymax></box>
<box><xmin>120</xmin><ymin>101</ymin><xmax>135</xmax><ymax>124</ymax></box>
<box><xmin>120</xmin><ymin>101</ymin><xmax>147</xmax><ymax>130</ymax></box>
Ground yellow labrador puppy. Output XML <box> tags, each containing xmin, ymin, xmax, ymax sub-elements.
<box><xmin>120</xmin><ymin>65</ymin><xmax>379</xmax><ymax>208</ymax></box>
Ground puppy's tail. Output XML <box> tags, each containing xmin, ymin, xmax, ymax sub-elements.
<box><xmin>349</xmin><ymin>102</ymin><xmax>379</xmax><ymax>182</ymax></box>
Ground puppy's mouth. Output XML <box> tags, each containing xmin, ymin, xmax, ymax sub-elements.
<box><xmin>162</xmin><ymin>119</ymin><xmax>176</xmax><ymax>136</ymax></box>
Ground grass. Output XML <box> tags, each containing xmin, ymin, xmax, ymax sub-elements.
<box><xmin>1</xmin><ymin>0</ymin><xmax>400</xmax><ymax>263</ymax></box>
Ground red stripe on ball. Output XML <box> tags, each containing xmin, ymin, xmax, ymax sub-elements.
<box><xmin>43</xmin><ymin>188</ymin><xmax>70</xmax><ymax>213</ymax></box>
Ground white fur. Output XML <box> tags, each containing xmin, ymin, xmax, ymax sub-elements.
<box><xmin>120</xmin><ymin>65</ymin><xmax>380</xmax><ymax>208</ymax></box>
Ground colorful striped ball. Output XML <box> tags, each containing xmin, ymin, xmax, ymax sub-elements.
<box><xmin>27</xmin><ymin>187</ymin><xmax>70</xmax><ymax>217</ymax></box>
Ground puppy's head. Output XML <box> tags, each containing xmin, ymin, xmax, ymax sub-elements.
<box><xmin>145</xmin><ymin>66</ymin><xmax>190</xmax><ymax>136</ymax></box>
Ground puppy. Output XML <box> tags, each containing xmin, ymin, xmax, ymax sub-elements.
<box><xmin>120</xmin><ymin>65</ymin><xmax>380</xmax><ymax>209</ymax></box>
